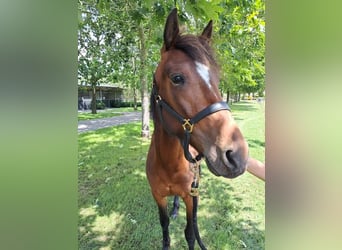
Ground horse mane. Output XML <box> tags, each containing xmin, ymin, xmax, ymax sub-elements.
<box><xmin>150</xmin><ymin>32</ymin><xmax>218</xmax><ymax>122</ymax></box>
<box><xmin>151</xmin><ymin>74</ymin><xmax>157</xmax><ymax>122</ymax></box>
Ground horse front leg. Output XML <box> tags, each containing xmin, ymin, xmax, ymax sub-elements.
<box><xmin>192</xmin><ymin>195</ymin><xmax>207</xmax><ymax>250</ymax></box>
<box><xmin>157</xmin><ymin>197</ymin><xmax>170</xmax><ymax>250</ymax></box>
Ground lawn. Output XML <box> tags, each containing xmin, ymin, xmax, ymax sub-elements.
<box><xmin>78</xmin><ymin>107</ymin><xmax>141</xmax><ymax>121</ymax></box>
<box><xmin>78</xmin><ymin>100</ymin><xmax>265</xmax><ymax>250</ymax></box>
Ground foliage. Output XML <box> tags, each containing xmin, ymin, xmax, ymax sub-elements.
<box><xmin>78</xmin><ymin>0</ymin><xmax>139</xmax><ymax>113</ymax></box>
<box><xmin>78</xmin><ymin>1</ymin><xmax>133</xmax><ymax>85</ymax></box>
<box><xmin>78</xmin><ymin>0</ymin><xmax>265</xmax><ymax>124</ymax></box>
<box><xmin>78</xmin><ymin>101</ymin><xmax>264</xmax><ymax>249</ymax></box>
<box><xmin>216</xmin><ymin>0</ymin><xmax>265</xmax><ymax>99</ymax></box>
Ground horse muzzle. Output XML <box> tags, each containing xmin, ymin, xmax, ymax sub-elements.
<box><xmin>204</xmin><ymin>139</ymin><xmax>249</xmax><ymax>179</ymax></box>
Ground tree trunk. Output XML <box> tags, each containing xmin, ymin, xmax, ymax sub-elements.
<box><xmin>132</xmin><ymin>57</ymin><xmax>138</xmax><ymax>111</ymax></box>
<box><xmin>91</xmin><ymin>84</ymin><xmax>97</xmax><ymax>114</ymax></box>
<box><xmin>139</xmin><ymin>24</ymin><xmax>149</xmax><ymax>138</ymax></box>
<box><xmin>133</xmin><ymin>87</ymin><xmax>138</xmax><ymax>111</ymax></box>
<box><xmin>226</xmin><ymin>89</ymin><xmax>230</xmax><ymax>104</ymax></box>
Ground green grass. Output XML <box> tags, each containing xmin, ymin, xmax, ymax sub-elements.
<box><xmin>78</xmin><ymin>107</ymin><xmax>141</xmax><ymax>121</ymax></box>
<box><xmin>230</xmin><ymin>100</ymin><xmax>265</xmax><ymax>162</ymax></box>
<box><xmin>78</xmin><ymin>100</ymin><xmax>264</xmax><ymax>250</ymax></box>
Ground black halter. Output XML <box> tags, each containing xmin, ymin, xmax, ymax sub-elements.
<box><xmin>152</xmin><ymin>84</ymin><xmax>231</xmax><ymax>163</ymax></box>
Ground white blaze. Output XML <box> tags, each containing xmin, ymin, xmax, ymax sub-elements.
<box><xmin>195</xmin><ymin>61</ymin><xmax>211</xmax><ymax>88</ymax></box>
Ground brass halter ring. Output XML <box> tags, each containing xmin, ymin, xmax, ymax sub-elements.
<box><xmin>182</xmin><ymin>119</ymin><xmax>194</xmax><ymax>133</ymax></box>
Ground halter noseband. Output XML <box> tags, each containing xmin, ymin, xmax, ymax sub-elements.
<box><xmin>152</xmin><ymin>84</ymin><xmax>231</xmax><ymax>163</ymax></box>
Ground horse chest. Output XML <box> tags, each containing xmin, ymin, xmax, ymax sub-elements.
<box><xmin>156</xmin><ymin>164</ymin><xmax>193</xmax><ymax>197</ymax></box>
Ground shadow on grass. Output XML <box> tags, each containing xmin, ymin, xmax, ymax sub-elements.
<box><xmin>197</xmin><ymin>169</ymin><xmax>265</xmax><ymax>249</ymax></box>
<box><xmin>230</xmin><ymin>101</ymin><xmax>258</xmax><ymax>112</ymax></box>
<box><xmin>78</xmin><ymin>123</ymin><xmax>264</xmax><ymax>249</ymax></box>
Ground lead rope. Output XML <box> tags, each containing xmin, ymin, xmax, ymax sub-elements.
<box><xmin>190</xmin><ymin>160</ymin><xmax>207</xmax><ymax>250</ymax></box>
<box><xmin>190</xmin><ymin>160</ymin><xmax>200</xmax><ymax>197</ymax></box>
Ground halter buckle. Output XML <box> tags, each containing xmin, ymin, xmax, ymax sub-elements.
<box><xmin>155</xmin><ymin>95</ymin><xmax>162</xmax><ymax>103</ymax></box>
<box><xmin>182</xmin><ymin>119</ymin><xmax>194</xmax><ymax>133</ymax></box>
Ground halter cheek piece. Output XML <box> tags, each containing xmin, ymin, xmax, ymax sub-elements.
<box><xmin>152</xmin><ymin>84</ymin><xmax>231</xmax><ymax>164</ymax></box>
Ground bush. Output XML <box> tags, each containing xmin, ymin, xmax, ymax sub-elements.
<box><xmin>110</xmin><ymin>101</ymin><xmax>142</xmax><ymax>108</ymax></box>
<box><xmin>100</xmin><ymin>100</ymin><xmax>142</xmax><ymax>108</ymax></box>
<box><xmin>122</xmin><ymin>101</ymin><xmax>141</xmax><ymax>107</ymax></box>
<box><xmin>96</xmin><ymin>100</ymin><xmax>105</xmax><ymax>109</ymax></box>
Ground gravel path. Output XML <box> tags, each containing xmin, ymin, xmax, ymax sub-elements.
<box><xmin>78</xmin><ymin>111</ymin><xmax>141</xmax><ymax>133</ymax></box>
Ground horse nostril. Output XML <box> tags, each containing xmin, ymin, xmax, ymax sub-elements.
<box><xmin>225</xmin><ymin>150</ymin><xmax>237</xmax><ymax>169</ymax></box>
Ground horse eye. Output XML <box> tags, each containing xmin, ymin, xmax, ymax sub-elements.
<box><xmin>170</xmin><ymin>74</ymin><xmax>185</xmax><ymax>85</ymax></box>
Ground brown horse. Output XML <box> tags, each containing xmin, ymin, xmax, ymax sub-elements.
<box><xmin>146</xmin><ymin>8</ymin><xmax>249</xmax><ymax>250</ymax></box>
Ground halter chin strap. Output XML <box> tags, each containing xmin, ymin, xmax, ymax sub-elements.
<box><xmin>152</xmin><ymin>85</ymin><xmax>231</xmax><ymax>163</ymax></box>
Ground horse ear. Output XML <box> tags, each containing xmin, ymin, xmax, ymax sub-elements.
<box><xmin>201</xmin><ymin>20</ymin><xmax>213</xmax><ymax>40</ymax></box>
<box><xmin>164</xmin><ymin>8</ymin><xmax>179</xmax><ymax>50</ymax></box>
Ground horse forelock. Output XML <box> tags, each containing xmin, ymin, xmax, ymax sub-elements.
<box><xmin>173</xmin><ymin>34</ymin><xmax>218</xmax><ymax>70</ymax></box>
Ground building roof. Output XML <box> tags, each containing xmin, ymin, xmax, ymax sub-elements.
<box><xmin>78</xmin><ymin>83</ymin><xmax>124</xmax><ymax>90</ymax></box>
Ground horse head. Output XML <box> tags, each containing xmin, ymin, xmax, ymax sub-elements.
<box><xmin>152</xmin><ymin>9</ymin><xmax>249</xmax><ymax>178</ymax></box>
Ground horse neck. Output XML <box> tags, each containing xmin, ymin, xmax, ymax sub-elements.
<box><xmin>153</xmin><ymin>121</ymin><xmax>185</xmax><ymax>163</ymax></box>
